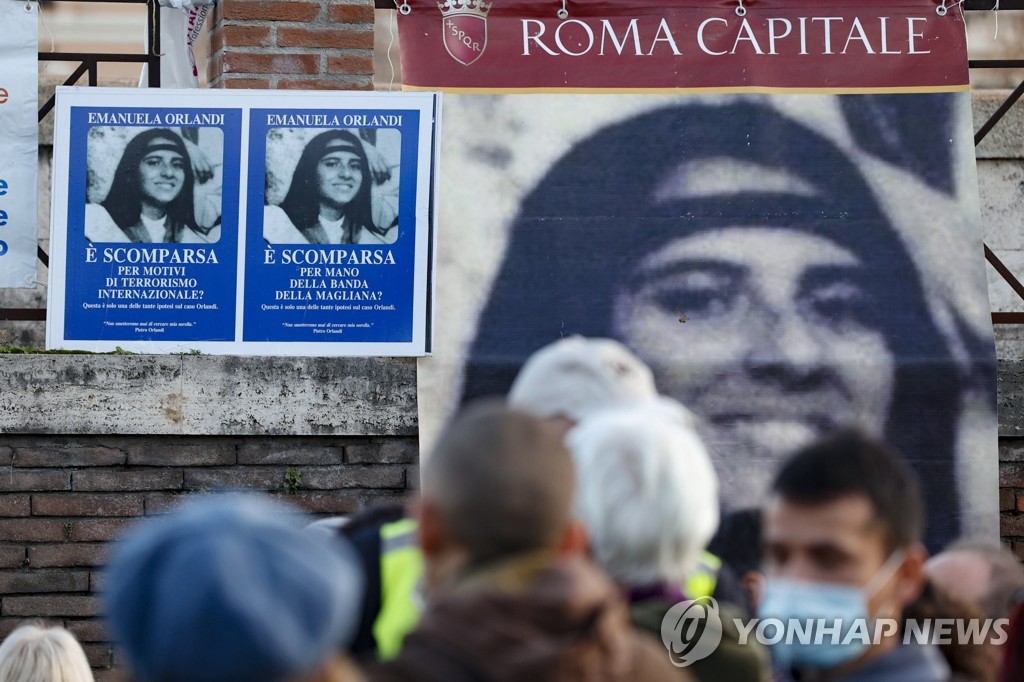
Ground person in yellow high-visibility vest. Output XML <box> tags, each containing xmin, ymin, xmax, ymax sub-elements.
<box><xmin>373</xmin><ymin>518</ymin><xmax>424</xmax><ymax>660</ymax></box>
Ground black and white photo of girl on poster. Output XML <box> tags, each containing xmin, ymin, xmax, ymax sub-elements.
<box><xmin>262</xmin><ymin>127</ymin><xmax>400</xmax><ymax>246</ymax></box>
<box><xmin>84</xmin><ymin>126</ymin><xmax>223</xmax><ymax>244</ymax></box>
<box><xmin>419</xmin><ymin>93</ymin><xmax>998</xmax><ymax>551</ymax></box>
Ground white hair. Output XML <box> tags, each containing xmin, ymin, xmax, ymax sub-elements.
<box><xmin>567</xmin><ymin>398</ymin><xmax>719</xmax><ymax>587</ymax></box>
<box><xmin>508</xmin><ymin>336</ymin><xmax>658</xmax><ymax>421</ymax></box>
<box><xmin>0</xmin><ymin>624</ymin><xmax>95</xmax><ymax>682</ymax></box>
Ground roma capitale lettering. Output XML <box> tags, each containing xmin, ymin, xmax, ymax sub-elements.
<box><xmin>522</xmin><ymin>16</ymin><xmax>931</xmax><ymax>57</ymax></box>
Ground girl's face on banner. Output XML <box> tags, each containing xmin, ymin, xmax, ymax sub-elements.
<box><xmin>138</xmin><ymin>148</ymin><xmax>186</xmax><ymax>207</ymax></box>
<box><xmin>317</xmin><ymin>150</ymin><xmax>363</xmax><ymax>208</ymax></box>
<box><xmin>612</xmin><ymin>227</ymin><xmax>896</xmax><ymax>493</ymax></box>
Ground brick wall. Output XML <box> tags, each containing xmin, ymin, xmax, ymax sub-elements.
<box><xmin>0</xmin><ymin>434</ymin><xmax>416</xmax><ymax>680</ymax></box>
<box><xmin>1000</xmin><ymin>438</ymin><xmax>1024</xmax><ymax>556</ymax></box>
<box><xmin>208</xmin><ymin>0</ymin><xmax>376</xmax><ymax>89</ymax></box>
<box><xmin>997</xmin><ymin>361</ymin><xmax>1024</xmax><ymax>559</ymax></box>
<box><xmin>0</xmin><ymin>354</ymin><xmax>417</xmax><ymax>679</ymax></box>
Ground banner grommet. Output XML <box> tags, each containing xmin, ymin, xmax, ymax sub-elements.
<box><xmin>735</xmin><ymin>0</ymin><xmax>747</xmax><ymax>17</ymax></box>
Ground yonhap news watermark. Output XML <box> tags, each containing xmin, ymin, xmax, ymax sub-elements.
<box><xmin>660</xmin><ymin>597</ymin><xmax>1009</xmax><ymax>668</ymax></box>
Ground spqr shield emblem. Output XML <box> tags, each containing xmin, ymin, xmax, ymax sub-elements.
<box><xmin>442</xmin><ymin>12</ymin><xmax>488</xmax><ymax>66</ymax></box>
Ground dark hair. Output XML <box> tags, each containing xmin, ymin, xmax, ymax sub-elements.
<box><xmin>102</xmin><ymin>128</ymin><xmax>197</xmax><ymax>242</ymax></box>
<box><xmin>707</xmin><ymin>508</ymin><xmax>763</xmax><ymax>578</ymax></box>
<box><xmin>463</xmin><ymin>101</ymin><xmax>980</xmax><ymax>551</ymax></box>
<box><xmin>772</xmin><ymin>429</ymin><xmax>924</xmax><ymax>552</ymax></box>
<box><xmin>279</xmin><ymin>129</ymin><xmax>373</xmax><ymax>243</ymax></box>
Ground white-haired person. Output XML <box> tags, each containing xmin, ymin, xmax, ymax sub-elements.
<box><xmin>510</xmin><ymin>336</ymin><xmax>748</xmax><ymax>610</ymax></box>
<box><xmin>506</xmin><ymin>335</ymin><xmax>659</xmax><ymax>437</ymax></box>
<box><xmin>0</xmin><ymin>623</ymin><xmax>95</xmax><ymax>682</ymax></box>
<box><xmin>568</xmin><ymin>399</ymin><xmax>770</xmax><ymax>682</ymax></box>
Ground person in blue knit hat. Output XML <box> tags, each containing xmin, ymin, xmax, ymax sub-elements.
<box><xmin>103</xmin><ymin>494</ymin><xmax>366</xmax><ymax>682</ymax></box>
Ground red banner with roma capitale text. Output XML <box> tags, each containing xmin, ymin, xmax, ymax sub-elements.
<box><xmin>397</xmin><ymin>0</ymin><xmax>968</xmax><ymax>92</ymax></box>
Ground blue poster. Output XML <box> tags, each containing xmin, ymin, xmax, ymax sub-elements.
<box><xmin>62</xmin><ymin>106</ymin><xmax>241</xmax><ymax>342</ymax></box>
<box><xmin>48</xmin><ymin>88</ymin><xmax>439</xmax><ymax>355</ymax></box>
<box><xmin>243</xmin><ymin>111</ymin><xmax>420</xmax><ymax>344</ymax></box>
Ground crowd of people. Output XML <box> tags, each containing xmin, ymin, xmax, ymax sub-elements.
<box><xmin>1</xmin><ymin>336</ymin><xmax>1021</xmax><ymax>682</ymax></box>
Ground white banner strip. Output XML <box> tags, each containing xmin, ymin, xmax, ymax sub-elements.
<box><xmin>0</xmin><ymin>0</ymin><xmax>39</xmax><ymax>289</ymax></box>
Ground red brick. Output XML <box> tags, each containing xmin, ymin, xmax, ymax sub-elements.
<box><xmin>0</xmin><ymin>470</ymin><xmax>70</xmax><ymax>492</ymax></box>
<box><xmin>302</xmin><ymin>466</ymin><xmax>405</xmax><ymax>490</ymax></box>
<box><xmin>328</xmin><ymin>2</ymin><xmax>374</xmax><ymax>24</ymax></box>
<box><xmin>1003</xmin><ymin>488</ymin><xmax>1018</xmax><ymax>511</ymax></box>
<box><xmin>0</xmin><ymin>545</ymin><xmax>26</xmax><ymax>568</ymax></box>
<box><xmin>89</xmin><ymin>570</ymin><xmax>104</xmax><ymax>592</ymax></box>
<box><xmin>125</xmin><ymin>443</ymin><xmax>236</xmax><ymax>467</ymax></box>
<box><xmin>31</xmin><ymin>494</ymin><xmax>145</xmax><ymax>517</ymax></box>
<box><xmin>72</xmin><ymin>469</ymin><xmax>183</xmax><ymax>492</ymax></box>
<box><xmin>0</xmin><ymin>519</ymin><xmax>70</xmax><ymax>542</ymax></box>
<box><xmin>68</xmin><ymin>518</ymin><xmax>134</xmax><ymax>542</ymax></box>
<box><xmin>238</xmin><ymin>444</ymin><xmax>345</xmax><ymax>466</ymax></box>
<box><xmin>327</xmin><ymin>54</ymin><xmax>374</xmax><ymax>76</ymax></box>
<box><xmin>209</xmin><ymin>51</ymin><xmax>225</xmax><ymax>83</ymax></box>
<box><xmin>224</xmin><ymin>53</ymin><xmax>320</xmax><ymax>75</ymax></box>
<box><xmin>0</xmin><ymin>570</ymin><xmax>89</xmax><ymax>593</ymax></box>
<box><xmin>277</xmin><ymin>78</ymin><xmax>372</xmax><ymax>90</ymax></box>
<box><xmin>29</xmin><ymin>544</ymin><xmax>108</xmax><ymax>568</ymax></box>
<box><xmin>214</xmin><ymin>24</ymin><xmax>273</xmax><ymax>52</ymax></box>
<box><xmin>221</xmin><ymin>78</ymin><xmax>273</xmax><ymax>89</ymax></box>
<box><xmin>2</xmin><ymin>595</ymin><xmax>101</xmax><ymax>617</ymax></box>
<box><xmin>346</xmin><ymin>440</ymin><xmax>418</xmax><ymax>464</ymax></box>
<box><xmin>0</xmin><ymin>495</ymin><xmax>31</xmax><ymax>517</ymax></box>
<box><xmin>278</xmin><ymin>27</ymin><xmax>373</xmax><ymax>49</ymax></box>
<box><xmin>64</xmin><ymin>619</ymin><xmax>110</xmax><ymax>643</ymax></box>
<box><xmin>1017</xmin><ymin>493</ymin><xmax>1024</xmax><ymax>513</ymax></box>
<box><xmin>222</xmin><ymin>0</ymin><xmax>320</xmax><ymax>21</ymax></box>
<box><xmin>81</xmin><ymin>643</ymin><xmax>114</xmax><ymax>668</ymax></box>
<box><xmin>14</xmin><ymin>447</ymin><xmax>125</xmax><ymax>467</ymax></box>
<box><xmin>1000</xmin><ymin>512</ymin><xmax>1024</xmax><ymax>538</ymax></box>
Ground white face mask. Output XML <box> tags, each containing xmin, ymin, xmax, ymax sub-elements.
<box><xmin>757</xmin><ymin>549</ymin><xmax>906</xmax><ymax>670</ymax></box>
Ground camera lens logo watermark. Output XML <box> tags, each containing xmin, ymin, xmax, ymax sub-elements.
<box><xmin>660</xmin><ymin>597</ymin><xmax>723</xmax><ymax>667</ymax></box>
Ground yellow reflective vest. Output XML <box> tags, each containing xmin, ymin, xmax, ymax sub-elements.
<box><xmin>373</xmin><ymin>519</ymin><xmax>424</xmax><ymax>660</ymax></box>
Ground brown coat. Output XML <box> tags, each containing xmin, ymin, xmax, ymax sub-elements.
<box><xmin>367</xmin><ymin>554</ymin><xmax>687</xmax><ymax>682</ymax></box>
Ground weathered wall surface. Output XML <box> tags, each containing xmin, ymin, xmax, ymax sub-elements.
<box><xmin>0</xmin><ymin>355</ymin><xmax>416</xmax><ymax>436</ymax></box>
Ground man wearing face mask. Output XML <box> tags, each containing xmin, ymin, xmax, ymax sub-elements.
<box><xmin>759</xmin><ymin>430</ymin><xmax>964</xmax><ymax>682</ymax></box>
